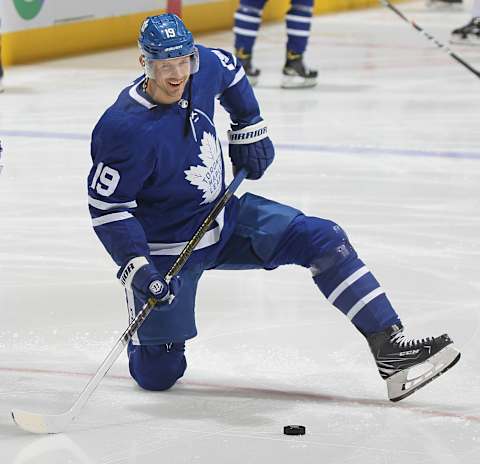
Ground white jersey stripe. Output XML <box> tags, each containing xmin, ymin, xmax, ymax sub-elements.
<box><xmin>228</xmin><ymin>67</ymin><xmax>246</xmax><ymax>89</ymax></box>
<box><xmin>235</xmin><ymin>12</ymin><xmax>262</xmax><ymax>23</ymax></box>
<box><xmin>149</xmin><ymin>210</ymin><xmax>225</xmax><ymax>256</ymax></box>
<box><xmin>88</xmin><ymin>196</ymin><xmax>137</xmax><ymax>211</ymax></box>
<box><xmin>92</xmin><ymin>211</ymin><xmax>133</xmax><ymax>227</ymax></box>
<box><xmin>347</xmin><ymin>287</ymin><xmax>385</xmax><ymax>321</ymax></box>
<box><xmin>233</xmin><ymin>27</ymin><xmax>258</xmax><ymax>37</ymax></box>
<box><xmin>286</xmin><ymin>29</ymin><xmax>310</xmax><ymax>37</ymax></box>
<box><xmin>327</xmin><ymin>266</ymin><xmax>370</xmax><ymax>303</ymax></box>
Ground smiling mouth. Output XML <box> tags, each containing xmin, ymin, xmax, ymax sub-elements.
<box><xmin>168</xmin><ymin>79</ymin><xmax>184</xmax><ymax>88</ymax></box>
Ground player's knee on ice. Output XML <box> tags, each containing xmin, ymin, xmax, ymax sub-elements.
<box><xmin>128</xmin><ymin>343</ymin><xmax>187</xmax><ymax>391</ymax></box>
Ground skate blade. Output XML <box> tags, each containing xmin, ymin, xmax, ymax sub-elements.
<box><xmin>450</xmin><ymin>37</ymin><xmax>480</xmax><ymax>47</ymax></box>
<box><xmin>281</xmin><ymin>75</ymin><xmax>317</xmax><ymax>89</ymax></box>
<box><xmin>386</xmin><ymin>345</ymin><xmax>461</xmax><ymax>402</ymax></box>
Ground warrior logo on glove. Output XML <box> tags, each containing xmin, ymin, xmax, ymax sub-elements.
<box><xmin>149</xmin><ymin>280</ymin><xmax>165</xmax><ymax>296</ymax></box>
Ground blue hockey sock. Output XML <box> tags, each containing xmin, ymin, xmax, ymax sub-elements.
<box><xmin>286</xmin><ymin>0</ymin><xmax>314</xmax><ymax>54</ymax></box>
<box><xmin>249</xmin><ymin>213</ymin><xmax>401</xmax><ymax>337</ymax></box>
<box><xmin>313</xmin><ymin>258</ymin><xmax>400</xmax><ymax>336</ymax></box>
<box><xmin>234</xmin><ymin>1</ymin><xmax>266</xmax><ymax>54</ymax></box>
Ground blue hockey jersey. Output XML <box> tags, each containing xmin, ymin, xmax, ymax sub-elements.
<box><xmin>88</xmin><ymin>45</ymin><xmax>261</xmax><ymax>268</ymax></box>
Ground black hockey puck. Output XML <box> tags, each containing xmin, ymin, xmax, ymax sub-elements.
<box><xmin>283</xmin><ymin>425</ymin><xmax>306</xmax><ymax>436</ymax></box>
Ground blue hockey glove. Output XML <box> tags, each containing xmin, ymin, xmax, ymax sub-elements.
<box><xmin>117</xmin><ymin>257</ymin><xmax>181</xmax><ymax>310</ymax></box>
<box><xmin>227</xmin><ymin>120</ymin><xmax>274</xmax><ymax>180</ymax></box>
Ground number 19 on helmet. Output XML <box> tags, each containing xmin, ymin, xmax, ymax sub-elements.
<box><xmin>138</xmin><ymin>14</ymin><xmax>200</xmax><ymax>79</ymax></box>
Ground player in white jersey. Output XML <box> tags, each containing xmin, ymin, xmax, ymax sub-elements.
<box><xmin>451</xmin><ymin>0</ymin><xmax>480</xmax><ymax>44</ymax></box>
<box><xmin>233</xmin><ymin>0</ymin><xmax>317</xmax><ymax>88</ymax></box>
<box><xmin>88</xmin><ymin>13</ymin><xmax>460</xmax><ymax>402</ymax></box>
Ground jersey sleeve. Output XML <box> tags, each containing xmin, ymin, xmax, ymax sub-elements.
<box><xmin>207</xmin><ymin>47</ymin><xmax>261</xmax><ymax>126</ymax></box>
<box><xmin>88</xmin><ymin>114</ymin><xmax>155</xmax><ymax>266</ymax></box>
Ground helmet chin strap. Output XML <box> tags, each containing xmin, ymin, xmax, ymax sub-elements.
<box><xmin>140</xmin><ymin>57</ymin><xmax>152</xmax><ymax>94</ymax></box>
<box><xmin>143</xmin><ymin>77</ymin><xmax>163</xmax><ymax>103</ymax></box>
<box><xmin>183</xmin><ymin>76</ymin><xmax>193</xmax><ymax>137</ymax></box>
<box><xmin>142</xmin><ymin>76</ymin><xmax>149</xmax><ymax>94</ymax></box>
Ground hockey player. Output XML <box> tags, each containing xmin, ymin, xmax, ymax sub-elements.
<box><xmin>450</xmin><ymin>0</ymin><xmax>480</xmax><ymax>44</ymax></box>
<box><xmin>88</xmin><ymin>14</ymin><xmax>460</xmax><ymax>402</ymax></box>
<box><xmin>233</xmin><ymin>0</ymin><xmax>317</xmax><ymax>88</ymax></box>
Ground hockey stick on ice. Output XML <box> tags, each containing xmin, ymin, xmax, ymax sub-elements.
<box><xmin>380</xmin><ymin>0</ymin><xmax>480</xmax><ymax>79</ymax></box>
<box><xmin>11</xmin><ymin>168</ymin><xmax>248</xmax><ymax>434</ymax></box>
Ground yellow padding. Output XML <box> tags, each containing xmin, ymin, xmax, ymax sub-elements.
<box><xmin>2</xmin><ymin>0</ymin><xmax>381</xmax><ymax>66</ymax></box>
<box><xmin>2</xmin><ymin>9</ymin><xmax>165</xmax><ymax>65</ymax></box>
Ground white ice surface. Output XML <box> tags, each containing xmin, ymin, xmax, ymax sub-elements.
<box><xmin>0</xmin><ymin>2</ymin><xmax>479</xmax><ymax>463</ymax></box>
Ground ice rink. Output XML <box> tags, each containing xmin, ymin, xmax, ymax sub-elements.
<box><xmin>1</xmin><ymin>2</ymin><xmax>479</xmax><ymax>463</ymax></box>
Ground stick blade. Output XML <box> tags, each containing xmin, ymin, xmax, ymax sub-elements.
<box><xmin>11</xmin><ymin>408</ymin><xmax>71</xmax><ymax>434</ymax></box>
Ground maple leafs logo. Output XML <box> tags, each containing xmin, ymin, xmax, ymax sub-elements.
<box><xmin>185</xmin><ymin>132</ymin><xmax>223</xmax><ymax>205</ymax></box>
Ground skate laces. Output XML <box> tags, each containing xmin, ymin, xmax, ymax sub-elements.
<box><xmin>390</xmin><ymin>330</ymin><xmax>434</xmax><ymax>348</ymax></box>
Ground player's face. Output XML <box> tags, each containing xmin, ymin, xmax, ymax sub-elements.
<box><xmin>145</xmin><ymin>55</ymin><xmax>191</xmax><ymax>104</ymax></box>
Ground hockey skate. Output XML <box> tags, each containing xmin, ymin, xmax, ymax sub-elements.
<box><xmin>451</xmin><ymin>17</ymin><xmax>480</xmax><ymax>45</ymax></box>
<box><xmin>281</xmin><ymin>51</ymin><xmax>318</xmax><ymax>89</ymax></box>
<box><xmin>367</xmin><ymin>324</ymin><xmax>460</xmax><ymax>402</ymax></box>
<box><xmin>235</xmin><ymin>48</ymin><xmax>260</xmax><ymax>87</ymax></box>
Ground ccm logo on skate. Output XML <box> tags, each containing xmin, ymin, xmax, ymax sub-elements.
<box><xmin>399</xmin><ymin>349</ymin><xmax>420</xmax><ymax>356</ymax></box>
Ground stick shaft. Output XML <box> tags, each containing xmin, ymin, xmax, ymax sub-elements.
<box><xmin>165</xmin><ymin>169</ymin><xmax>247</xmax><ymax>280</ymax></box>
<box><xmin>66</xmin><ymin>168</ymin><xmax>248</xmax><ymax>418</ymax></box>
<box><xmin>380</xmin><ymin>0</ymin><xmax>480</xmax><ymax>79</ymax></box>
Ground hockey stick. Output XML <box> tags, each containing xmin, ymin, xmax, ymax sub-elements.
<box><xmin>11</xmin><ymin>168</ymin><xmax>248</xmax><ymax>434</ymax></box>
<box><xmin>380</xmin><ymin>0</ymin><xmax>480</xmax><ymax>79</ymax></box>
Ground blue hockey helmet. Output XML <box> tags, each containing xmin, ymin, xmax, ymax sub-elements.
<box><xmin>138</xmin><ymin>14</ymin><xmax>199</xmax><ymax>75</ymax></box>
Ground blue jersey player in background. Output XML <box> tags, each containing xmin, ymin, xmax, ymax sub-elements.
<box><xmin>88</xmin><ymin>14</ymin><xmax>460</xmax><ymax>402</ymax></box>
<box><xmin>233</xmin><ymin>0</ymin><xmax>318</xmax><ymax>88</ymax></box>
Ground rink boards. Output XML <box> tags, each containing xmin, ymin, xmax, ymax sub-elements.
<box><xmin>1</xmin><ymin>0</ymin><xmax>380</xmax><ymax>65</ymax></box>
